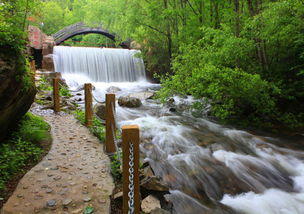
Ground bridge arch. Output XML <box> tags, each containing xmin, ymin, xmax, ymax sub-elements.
<box><xmin>52</xmin><ymin>22</ymin><xmax>129</xmax><ymax>48</ymax></box>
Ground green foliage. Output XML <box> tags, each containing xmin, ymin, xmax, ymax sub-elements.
<box><xmin>83</xmin><ymin>206</ymin><xmax>94</xmax><ymax>214</ymax></box>
<box><xmin>157</xmin><ymin>0</ymin><xmax>304</xmax><ymax>129</ymax></box>
<box><xmin>41</xmin><ymin>1</ymin><xmax>64</xmax><ymax>35</ymax></box>
<box><xmin>13</xmin><ymin>112</ymin><xmax>50</xmax><ymax>144</ymax></box>
<box><xmin>0</xmin><ymin>113</ymin><xmax>50</xmax><ymax>192</ymax></box>
<box><xmin>59</xmin><ymin>86</ymin><xmax>72</xmax><ymax>97</ymax></box>
<box><xmin>110</xmin><ymin>151</ymin><xmax>122</xmax><ymax>182</ymax></box>
<box><xmin>35</xmin><ymin>0</ymin><xmax>304</xmax><ymax>129</ymax></box>
<box><xmin>0</xmin><ymin>0</ymin><xmax>40</xmax><ymax>50</ymax></box>
<box><xmin>37</xmin><ymin>75</ymin><xmax>52</xmax><ymax>92</ymax></box>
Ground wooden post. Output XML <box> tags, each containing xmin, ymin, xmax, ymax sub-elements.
<box><xmin>122</xmin><ymin>125</ymin><xmax>140</xmax><ymax>214</ymax></box>
<box><xmin>53</xmin><ymin>78</ymin><xmax>60</xmax><ymax>112</ymax></box>
<box><xmin>105</xmin><ymin>94</ymin><xmax>116</xmax><ymax>153</ymax></box>
<box><xmin>85</xmin><ymin>83</ymin><xmax>93</xmax><ymax>127</ymax></box>
<box><xmin>54</xmin><ymin>72</ymin><xmax>61</xmax><ymax>79</ymax></box>
<box><xmin>30</xmin><ymin>60</ymin><xmax>36</xmax><ymax>72</ymax></box>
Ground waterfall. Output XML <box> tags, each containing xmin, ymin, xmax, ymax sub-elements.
<box><xmin>53</xmin><ymin>46</ymin><xmax>146</xmax><ymax>82</ymax></box>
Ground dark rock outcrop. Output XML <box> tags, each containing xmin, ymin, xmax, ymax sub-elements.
<box><xmin>0</xmin><ymin>49</ymin><xmax>36</xmax><ymax>141</ymax></box>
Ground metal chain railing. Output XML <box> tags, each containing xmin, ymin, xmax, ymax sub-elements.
<box><xmin>111</xmin><ymin>101</ymin><xmax>122</xmax><ymax>135</ymax></box>
<box><xmin>110</xmin><ymin>100</ymin><xmax>122</xmax><ymax>163</ymax></box>
<box><xmin>92</xmin><ymin>93</ymin><xmax>104</xmax><ymax>104</ymax></box>
<box><xmin>128</xmin><ymin>142</ymin><xmax>135</xmax><ymax>214</ymax></box>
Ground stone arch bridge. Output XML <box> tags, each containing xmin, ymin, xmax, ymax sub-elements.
<box><xmin>52</xmin><ymin>22</ymin><xmax>129</xmax><ymax>48</ymax></box>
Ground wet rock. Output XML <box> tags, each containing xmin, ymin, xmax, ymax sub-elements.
<box><xmin>46</xmin><ymin>95</ymin><xmax>52</xmax><ymax>101</ymax></box>
<box><xmin>106</xmin><ymin>86</ymin><xmax>121</xmax><ymax>93</ymax></box>
<box><xmin>151</xmin><ymin>208</ymin><xmax>171</xmax><ymax>214</ymax></box>
<box><xmin>118</xmin><ymin>96</ymin><xmax>142</xmax><ymax>108</ymax></box>
<box><xmin>141</xmin><ymin>165</ymin><xmax>155</xmax><ymax>178</ymax></box>
<box><xmin>169</xmin><ymin>107</ymin><xmax>176</xmax><ymax>112</ymax></box>
<box><xmin>94</xmin><ymin>103</ymin><xmax>106</xmax><ymax>120</ymax></box>
<box><xmin>167</xmin><ymin>98</ymin><xmax>175</xmax><ymax>105</ymax></box>
<box><xmin>141</xmin><ymin>195</ymin><xmax>161</xmax><ymax>213</ymax></box>
<box><xmin>141</xmin><ymin>176</ymin><xmax>169</xmax><ymax>192</ymax></box>
<box><xmin>128</xmin><ymin>92</ymin><xmax>155</xmax><ymax>100</ymax></box>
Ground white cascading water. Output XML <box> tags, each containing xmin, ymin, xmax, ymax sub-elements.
<box><xmin>53</xmin><ymin>46</ymin><xmax>146</xmax><ymax>82</ymax></box>
<box><xmin>55</xmin><ymin>45</ymin><xmax>304</xmax><ymax>214</ymax></box>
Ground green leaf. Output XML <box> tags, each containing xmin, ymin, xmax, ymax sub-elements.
<box><xmin>83</xmin><ymin>206</ymin><xmax>94</xmax><ymax>214</ymax></box>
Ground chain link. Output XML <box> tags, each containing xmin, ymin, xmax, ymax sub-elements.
<box><xmin>111</xmin><ymin>101</ymin><xmax>122</xmax><ymax>135</ymax></box>
<box><xmin>128</xmin><ymin>142</ymin><xmax>135</xmax><ymax>214</ymax></box>
<box><xmin>92</xmin><ymin>93</ymin><xmax>104</xmax><ymax>104</ymax></box>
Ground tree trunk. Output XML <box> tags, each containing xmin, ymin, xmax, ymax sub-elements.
<box><xmin>233</xmin><ymin>0</ymin><xmax>240</xmax><ymax>37</ymax></box>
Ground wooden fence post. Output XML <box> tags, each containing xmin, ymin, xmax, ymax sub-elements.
<box><xmin>85</xmin><ymin>83</ymin><xmax>93</xmax><ymax>127</ymax></box>
<box><xmin>122</xmin><ymin>125</ymin><xmax>140</xmax><ymax>214</ymax></box>
<box><xmin>30</xmin><ymin>60</ymin><xmax>36</xmax><ymax>72</ymax></box>
<box><xmin>53</xmin><ymin>78</ymin><xmax>60</xmax><ymax>112</ymax></box>
<box><xmin>106</xmin><ymin>93</ymin><xmax>116</xmax><ymax>153</ymax></box>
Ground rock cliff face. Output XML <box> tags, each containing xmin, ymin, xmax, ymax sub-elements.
<box><xmin>0</xmin><ymin>49</ymin><xmax>36</xmax><ymax>141</ymax></box>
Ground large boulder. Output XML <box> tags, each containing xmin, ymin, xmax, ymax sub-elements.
<box><xmin>140</xmin><ymin>176</ymin><xmax>169</xmax><ymax>192</ymax></box>
<box><xmin>118</xmin><ymin>96</ymin><xmax>142</xmax><ymax>108</ymax></box>
<box><xmin>28</xmin><ymin>25</ymin><xmax>46</xmax><ymax>50</ymax></box>
<box><xmin>0</xmin><ymin>49</ymin><xmax>36</xmax><ymax>141</ymax></box>
<box><xmin>94</xmin><ymin>103</ymin><xmax>106</xmax><ymax>121</ymax></box>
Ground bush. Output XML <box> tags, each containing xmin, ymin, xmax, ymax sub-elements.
<box><xmin>0</xmin><ymin>113</ymin><xmax>50</xmax><ymax>192</ymax></box>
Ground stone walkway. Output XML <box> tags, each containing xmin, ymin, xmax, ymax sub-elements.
<box><xmin>1</xmin><ymin>113</ymin><xmax>114</xmax><ymax>214</ymax></box>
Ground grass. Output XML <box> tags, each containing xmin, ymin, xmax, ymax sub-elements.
<box><xmin>36</xmin><ymin>75</ymin><xmax>72</xmax><ymax>106</ymax></box>
<box><xmin>0</xmin><ymin>112</ymin><xmax>51</xmax><ymax>193</ymax></box>
<box><xmin>111</xmin><ymin>151</ymin><xmax>122</xmax><ymax>182</ymax></box>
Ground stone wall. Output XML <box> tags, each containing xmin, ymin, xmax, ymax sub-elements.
<box><xmin>28</xmin><ymin>26</ymin><xmax>55</xmax><ymax>72</ymax></box>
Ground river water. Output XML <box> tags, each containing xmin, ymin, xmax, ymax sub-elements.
<box><xmin>54</xmin><ymin>46</ymin><xmax>304</xmax><ymax>214</ymax></box>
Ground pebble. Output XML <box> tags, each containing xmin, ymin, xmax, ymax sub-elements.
<box><xmin>46</xmin><ymin>199</ymin><xmax>57</xmax><ymax>207</ymax></box>
<box><xmin>62</xmin><ymin>198</ymin><xmax>73</xmax><ymax>206</ymax></box>
<box><xmin>54</xmin><ymin>175</ymin><xmax>62</xmax><ymax>181</ymax></box>
<box><xmin>46</xmin><ymin>188</ymin><xmax>53</xmax><ymax>193</ymax></box>
<box><xmin>17</xmin><ymin>194</ymin><xmax>24</xmax><ymax>198</ymax></box>
<box><xmin>83</xmin><ymin>196</ymin><xmax>92</xmax><ymax>202</ymax></box>
<box><xmin>72</xmin><ymin>208</ymin><xmax>82</xmax><ymax>214</ymax></box>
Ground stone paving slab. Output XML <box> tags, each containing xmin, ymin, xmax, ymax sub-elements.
<box><xmin>1</xmin><ymin>114</ymin><xmax>114</xmax><ymax>214</ymax></box>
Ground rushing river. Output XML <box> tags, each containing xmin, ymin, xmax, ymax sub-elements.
<box><xmin>54</xmin><ymin>46</ymin><xmax>304</xmax><ymax>214</ymax></box>
<box><xmin>61</xmin><ymin>74</ymin><xmax>304</xmax><ymax>214</ymax></box>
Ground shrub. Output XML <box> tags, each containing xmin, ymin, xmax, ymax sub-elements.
<box><xmin>0</xmin><ymin>113</ymin><xmax>50</xmax><ymax>192</ymax></box>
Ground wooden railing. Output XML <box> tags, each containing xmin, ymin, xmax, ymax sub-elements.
<box><xmin>52</xmin><ymin>77</ymin><xmax>140</xmax><ymax>213</ymax></box>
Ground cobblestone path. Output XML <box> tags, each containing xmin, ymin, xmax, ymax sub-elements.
<box><xmin>1</xmin><ymin>113</ymin><xmax>114</xmax><ymax>214</ymax></box>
